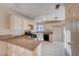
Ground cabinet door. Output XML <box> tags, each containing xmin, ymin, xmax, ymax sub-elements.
<box><xmin>0</xmin><ymin>41</ymin><xmax>7</xmax><ymax>56</ymax></box>
<box><xmin>37</xmin><ymin>33</ymin><xmax>43</xmax><ymax>41</ymax></box>
<box><xmin>10</xmin><ymin>15</ymin><xmax>23</xmax><ymax>35</ymax></box>
<box><xmin>23</xmin><ymin>19</ymin><xmax>28</xmax><ymax>31</ymax></box>
<box><xmin>13</xmin><ymin>16</ymin><xmax>23</xmax><ymax>30</ymax></box>
<box><xmin>7</xmin><ymin>43</ymin><xmax>33</xmax><ymax>56</ymax></box>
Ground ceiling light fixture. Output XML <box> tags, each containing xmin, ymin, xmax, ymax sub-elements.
<box><xmin>42</xmin><ymin>16</ymin><xmax>47</xmax><ymax>21</ymax></box>
<box><xmin>43</xmin><ymin>17</ymin><xmax>47</xmax><ymax>21</ymax></box>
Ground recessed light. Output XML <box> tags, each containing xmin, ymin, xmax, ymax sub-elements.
<box><xmin>43</xmin><ymin>17</ymin><xmax>47</xmax><ymax>20</ymax></box>
<box><xmin>42</xmin><ymin>16</ymin><xmax>47</xmax><ymax>20</ymax></box>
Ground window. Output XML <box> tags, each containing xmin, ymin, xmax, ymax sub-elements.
<box><xmin>37</xmin><ymin>24</ymin><xmax>44</xmax><ymax>32</ymax></box>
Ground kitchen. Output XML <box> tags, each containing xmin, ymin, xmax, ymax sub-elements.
<box><xmin>0</xmin><ymin>3</ymin><xmax>65</xmax><ymax>56</ymax></box>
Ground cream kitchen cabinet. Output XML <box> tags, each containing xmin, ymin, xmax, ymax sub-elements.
<box><xmin>10</xmin><ymin>14</ymin><xmax>35</xmax><ymax>35</ymax></box>
<box><xmin>7</xmin><ymin>43</ymin><xmax>41</xmax><ymax>56</ymax></box>
<box><xmin>10</xmin><ymin>15</ymin><xmax>24</xmax><ymax>35</ymax></box>
<box><xmin>0</xmin><ymin>40</ymin><xmax>41</xmax><ymax>56</ymax></box>
<box><xmin>37</xmin><ymin>33</ymin><xmax>44</xmax><ymax>41</ymax></box>
<box><xmin>0</xmin><ymin>41</ymin><xmax>7</xmax><ymax>56</ymax></box>
<box><xmin>23</xmin><ymin>19</ymin><xmax>28</xmax><ymax>31</ymax></box>
<box><xmin>7</xmin><ymin>43</ymin><xmax>33</xmax><ymax>56</ymax></box>
<box><xmin>23</xmin><ymin>19</ymin><xmax>35</xmax><ymax>32</ymax></box>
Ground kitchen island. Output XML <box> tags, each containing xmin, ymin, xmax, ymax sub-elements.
<box><xmin>0</xmin><ymin>35</ymin><xmax>41</xmax><ymax>56</ymax></box>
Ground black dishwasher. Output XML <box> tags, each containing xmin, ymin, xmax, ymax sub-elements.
<box><xmin>44</xmin><ymin>34</ymin><xmax>49</xmax><ymax>41</ymax></box>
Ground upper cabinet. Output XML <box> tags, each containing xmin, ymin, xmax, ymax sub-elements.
<box><xmin>10</xmin><ymin>14</ymin><xmax>35</xmax><ymax>35</ymax></box>
<box><xmin>12</xmin><ymin>15</ymin><xmax>23</xmax><ymax>30</ymax></box>
<box><xmin>23</xmin><ymin>18</ymin><xmax>28</xmax><ymax>31</ymax></box>
<box><xmin>10</xmin><ymin>14</ymin><xmax>23</xmax><ymax>35</ymax></box>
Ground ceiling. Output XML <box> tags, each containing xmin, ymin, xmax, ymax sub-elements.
<box><xmin>0</xmin><ymin>3</ymin><xmax>65</xmax><ymax>19</ymax></box>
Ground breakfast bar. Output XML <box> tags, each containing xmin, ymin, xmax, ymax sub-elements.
<box><xmin>0</xmin><ymin>35</ymin><xmax>41</xmax><ymax>56</ymax></box>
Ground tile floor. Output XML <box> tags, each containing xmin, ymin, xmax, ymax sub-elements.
<box><xmin>41</xmin><ymin>41</ymin><xmax>66</xmax><ymax>56</ymax></box>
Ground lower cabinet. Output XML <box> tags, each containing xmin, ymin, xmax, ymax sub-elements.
<box><xmin>37</xmin><ymin>33</ymin><xmax>53</xmax><ymax>42</ymax></box>
<box><xmin>7</xmin><ymin>43</ymin><xmax>41</xmax><ymax>56</ymax></box>
<box><xmin>33</xmin><ymin>43</ymin><xmax>41</xmax><ymax>56</ymax></box>
<box><xmin>0</xmin><ymin>41</ymin><xmax>7</xmax><ymax>56</ymax></box>
<box><xmin>37</xmin><ymin>33</ymin><xmax>44</xmax><ymax>41</ymax></box>
<box><xmin>7</xmin><ymin>43</ymin><xmax>33</xmax><ymax>56</ymax></box>
<box><xmin>0</xmin><ymin>41</ymin><xmax>41</xmax><ymax>56</ymax></box>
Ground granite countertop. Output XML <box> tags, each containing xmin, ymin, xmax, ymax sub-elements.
<box><xmin>0</xmin><ymin>35</ymin><xmax>41</xmax><ymax>51</ymax></box>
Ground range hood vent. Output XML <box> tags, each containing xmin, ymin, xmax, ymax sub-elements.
<box><xmin>55</xmin><ymin>4</ymin><xmax>60</xmax><ymax>9</ymax></box>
